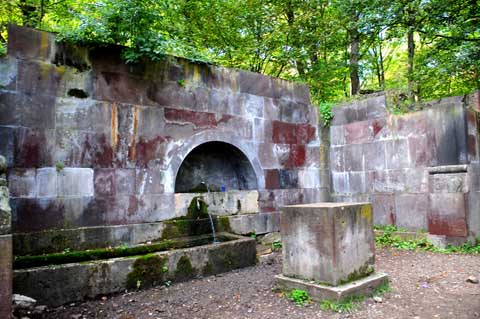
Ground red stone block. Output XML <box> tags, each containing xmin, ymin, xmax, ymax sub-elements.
<box><xmin>344</xmin><ymin>120</ymin><xmax>372</xmax><ymax>144</ymax></box>
<box><xmin>164</xmin><ymin>108</ymin><xmax>217</xmax><ymax>128</ymax></box>
<box><xmin>94</xmin><ymin>169</ymin><xmax>116</xmax><ymax>196</ymax></box>
<box><xmin>296</xmin><ymin>124</ymin><xmax>316</xmax><ymax>144</ymax></box>
<box><xmin>15</xmin><ymin>127</ymin><xmax>55</xmax><ymax>168</ymax></box>
<box><xmin>272</xmin><ymin>121</ymin><xmax>297</xmax><ymax>144</ymax></box>
<box><xmin>428</xmin><ymin>193</ymin><xmax>468</xmax><ymax>237</ymax></box>
<box><xmin>265</xmin><ymin>169</ymin><xmax>280</xmax><ymax>189</ymax></box>
<box><xmin>284</xmin><ymin>145</ymin><xmax>306</xmax><ymax>168</ymax></box>
<box><xmin>132</xmin><ymin>136</ymin><xmax>168</xmax><ymax>168</ymax></box>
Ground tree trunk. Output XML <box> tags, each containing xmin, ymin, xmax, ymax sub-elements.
<box><xmin>407</xmin><ymin>6</ymin><xmax>416</xmax><ymax>105</ymax></box>
<box><xmin>349</xmin><ymin>23</ymin><xmax>360</xmax><ymax>96</ymax></box>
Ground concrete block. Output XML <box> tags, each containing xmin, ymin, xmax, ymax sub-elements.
<box><xmin>0</xmin><ymin>127</ymin><xmax>15</xmax><ymax>167</ymax></box>
<box><xmin>115</xmin><ymin>169</ymin><xmax>135</xmax><ymax>195</ymax></box>
<box><xmin>0</xmin><ymin>56</ymin><xmax>17</xmax><ymax>91</ymax></box>
<box><xmin>404</xmin><ymin>168</ymin><xmax>428</xmax><ymax>193</ymax></box>
<box><xmin>279</xmin><ymin>170</ymin><xmax>298</xmax><ymax>189</ymax></box>
<box><xmin>55</xmin><ymin>98</ymin><xmax>111</xmax><ymax>133</ymax></box>
<box><xmin>136</xmin><ymin>194</ymin><xmax>177</xmax><ymax>222</ymax></box>
<box><xmin>36</xmin><ymin>168</ymin><xmax>57</xmax><ymax>197</ymax></box>
<box><xmin>264</xmin><ymin>97</ymin><xmax>279</xmax><ymax>120</ymax></box>
<box><xmin>281</xmin><ymin>203</ymin><xmax>375</xmax><ymax>286</ymax></box>
<box><xmin>8</xmin><ymin>169</ymin><xmax>36</xmax><ymax>198</ymax></box>
<box><xmin>332</xmin><ymin>172</ymin><xmax>348</xmax><ymax>194</ymax></box>
<box><xmin>395</xmin><ymin>194</ymin><xmax>427</xmax><ymax>230</ymax></box>
<box><xmin>238</xmin><ymin>71</ymin><xmax>273</xmax><ymax>98</ymax></box>
<box><xmin>343</xmin><ymin>144</ymin><xmax>364</xmax><ymax>171</ymax></box>
<box><xmin>279</xmin><ymin>99</ymin><xmax>310</xmax><ymax>124</ymax></box>
<box><xmin>17</xmin><ymin>60</ymin><xmax>67</xmax><ymax>97</ymax></box>
<box><xmin>57</xmin><ymin>168</ymin><xmax>94</xmax><ymax>197</ymax></box>
<box><xmin>348</xmin><ymin>171</ymin><xmax>366</xmax><ymax>194</ymax></box>
<box><xmin>330</xmin><ymin>146</ymin><xmax>345</xmax><ymax>172</ymax></box>
<box><xmin>373</xmin><ymin>170</ymin><xmax>406</xmax><ymax>193</ymax></box>
<box><xmin>428</xmin><ymin>193</ymin><xmax>468</xmax><ymax>237</ymax></box>
<box><xmin>408</xmin><ymin>135</ymin><xmax>435</xmax><ymax>167</ymax></box>
<box><xmin>136</xmin><ymin>169</ymin><xmax>164</xmax><ymax>195</ymax></box>
<box><xmin>7</xmin><ymin>24</ymin><xmax>56</xmax><ymax>61</ymax></box>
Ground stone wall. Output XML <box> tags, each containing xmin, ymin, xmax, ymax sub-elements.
<box><xmin>0</xmin><ymin>26</ymin><xmax>322</xmax><ymax>255</ymax></box>
<box><xmin>329</xmin><ymin>92</ymin><xmax>480</xmax><ymax>241</ymax></box>
<box><xmin>0</xmin><ymin>156</ymin><xmax>12</xmax><ymax>318</ymax></box>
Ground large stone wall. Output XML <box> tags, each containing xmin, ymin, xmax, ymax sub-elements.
<box><xmin>0</xmin><ymin>26</ymin><xmax>322</xmax><ymax>255</ymax></box>
<box><xmin>330</xmin><ymin>92</ymin><xmax>480</xmax><ymax>241</ymax></box>
<box><xmin>0</xmin><ymin>156</ymin><xmax>12</xmax><ymax>318</ymax></box>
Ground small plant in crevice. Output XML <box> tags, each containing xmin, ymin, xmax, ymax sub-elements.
<box><xmin>271</xmin><ymin>241</ymin><xmax>282</xmax><ymax>251</ymax></box>
<box><xmin>55</xmin><ymin>161</ymin><xmax>65</xmax><ymax>172</ymax></box>
<box><xmin>177</xmin><ymin>79</ymin><xmax>185</xmax><ymax>87</ymax></box>
<box><xmin>318</xmin><ymin>102</ymin><xmax>334</xmax><ymax>127</ymax></box>
<box><xmin>286</xmin><ymin>289</ymin><xmax>311</xmax><ymax>306</ymax></box>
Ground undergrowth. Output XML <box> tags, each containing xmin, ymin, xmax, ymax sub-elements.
<box><xmin>286</xmin><ymin>289</ymin><xmax>311</xmax><ymax>306</ymax></box>
<box><xmin>374</xmin><ymin>225</ymin><xmax>480</xmax><ymax>254</ymax></box>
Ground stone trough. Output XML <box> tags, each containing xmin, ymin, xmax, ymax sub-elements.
<box><xmin>13</xmin><ymin>232</ymin><xmax>256</xmax><ymax>307</ymax></box>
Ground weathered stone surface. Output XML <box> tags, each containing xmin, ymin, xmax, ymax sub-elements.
<box><xmin>395</xmin><ymin>194</ymin><xmax>428</xmax><ymax>230</ymax></box>
<box><xmin>36</xmin><ymin>168</ymin><xmax>57</xmax><ymax>198</ymax></box>
<box><xmin>7</xmin><ymin>24</ymin><xmax>56</xmax><ymax>61</ymax></box>
<box><xmin>364</xmin><ymin>142</ymin><xmax>386</xmax><ymax>171</ymax></box>
<box><xmin>281</xmin><ymin>203</ymin><xmax>375</xmax><ymax>286</ymax></box>
<box><xmin>429</xmin><ymin>173</ymin><xmax>468</xmax><ymax>193</ymax></box>
<box><xmin>0</xmin><ymin>127</ymin><xmax>15</xmax><ymax>167</ymax></box>
<box><xmin>228</xmin><ymin>212</ymin><xmax>280</xmax><ymax>235</ymax></box>
<box><xmin>344</xmin><ymin>120</ymin><xmax>372</xmax><ymax>144</ymax></box>
<box><xmin>372</xmin><ymin>193</ymin><xmax>396</xmax><ymax>225</ymax></box>
<box><xmin>385</xmin><ymin>138</ymin><xmax>410</xmax><ymax>169</ymax></box>
<box><xmin>0</xmin><ymin>56</ymin><xmax>17</xmax><ymax>90</ymax></box>
<box><xmin>0</xmin><ymin>235</ymin><xmax>12</xmax><ymax>319</ymax></box>
<box><xmin>57</xmin><ymin>168</ymin><xmax>94</xmax><ymax>197</ymax></box>
<box><xmin>343</xmin><ymin>144</ymin><xmax>364</xmax><ymax>171</ymax></box>
<box><xmin>8</xmin><ymin>169</ymin><xmax>36</xmax><ymax>198</ymax></box>
<box><xmin>15</xmin><ymin>127</ymin><xmax>55</xmax><ymax>168</ymax></box>
<box><xmin>428</xmin><ymin>193</ymin><xmax>468</xmax><ymax>237</ymax></box>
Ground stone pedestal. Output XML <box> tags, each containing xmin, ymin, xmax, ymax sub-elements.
<box><xmin>275</xmin><ymin>202</ymin><xmax>387</xmax><ymax>301</ymax></box>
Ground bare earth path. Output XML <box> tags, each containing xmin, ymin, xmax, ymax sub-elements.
<box><xmin>47</xmin><ymin>248</ymin><xmax>480</xmax><ymax>319</ymax></box>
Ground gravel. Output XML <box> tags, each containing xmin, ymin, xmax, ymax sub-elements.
<box><xmin>46</xmin><ymin>248</ymin><xmax>480</xmax><ymax>319</ymax></box>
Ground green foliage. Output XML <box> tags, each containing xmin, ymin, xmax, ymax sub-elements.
<box><xmin>286</xmin><ymin>289</ymin><xmax>311</xmax><ymax>306</ymax></box>
<box><xmin>373</xmin><ymin>280</ymin><xmax>392</xmax><ymax>296</ymax></box>
<box><xmin>55</xmin><ymin>161</ymin><xmax>65</xmax><ymax>172</ymax></box>
<box><xmin>318</xmin><ymin>102</ymin><xmax>334</xmax><ymax>127</ymax></box>
<box><xmin>320</xmin><ymin>295</ymin><xmax>364</xmax><ymax>313</ymax></box>
<box><xmin>0</xmin><ymin>42</ymin><xmax>6</xmax><ymax>56</ymax></box>
<box><xmin>374</xmin><ymin>225</ymin><xmax>480</xmax><ymax>254</ymax></box>
<box><xmin>271</xmin><ymin>241</ymin><xmax>282</xmax><ymax>251</ymax></box>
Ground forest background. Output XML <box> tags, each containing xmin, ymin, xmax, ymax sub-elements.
<box><xmin>0</xmin><ymin>0</ymin><xmax>478</xmax><ymax>109</ymax></box>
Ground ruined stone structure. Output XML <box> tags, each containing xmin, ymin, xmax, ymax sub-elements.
<box><xmin>329</xmin><ymin>93</ymin><xmax>480</xmax><ymax>243</ymax></box>
<box><xmin>0</xmin><ymin>25</ymin><xmax>323</xmax><ymax>257</ymax></box>
<box><xmin>0</xmin><ymin>156</ymin><xmax>12</xmax><ymax>319</ymax></box>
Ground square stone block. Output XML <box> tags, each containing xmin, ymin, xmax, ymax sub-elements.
<box><xmin>281</xmin><ymin>202</ymin><xmax>375</xmax><ymax>286</ymax></box>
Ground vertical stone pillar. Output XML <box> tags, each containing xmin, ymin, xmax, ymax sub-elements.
<box><xmin>318</xmin><ymin>124</ymin><xmax>331</xmax><ymax>202</ymax></box>
<box><xmin>0</xmin><ymin>156</ymin><xmax>12</xmax><ymax>318</ymax></box>
<box><xmin>275</xmin><ymin>202</ymin><xmax>387</xmax><ymax>301</ymax></box>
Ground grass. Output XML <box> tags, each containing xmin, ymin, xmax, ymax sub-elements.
<box><xmin>374</xmin><ymin>224</ymin><xmax>480</xmax><ymax>254</ymax></box>
<box><xmin>286</xmin><ymin>289</ymin><xmax>311</xmax><ymax>306</ymax></box>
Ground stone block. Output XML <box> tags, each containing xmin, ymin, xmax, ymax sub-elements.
<box><xmin>330</xmin><ymin>146</ymin><xmax>344</xmax><ymax>172</ymax></box>
<box><xmin>370</xmin><ymin>118</ymin><xmax>390</xmax><ymax>140</ymax></box>
<box><xmin>404</xmin><ymin>168</ymin><xmax>428</xmax><ymax>193</ymax></box>
<box><xmin>0</xmin><ymin>127</ymin><xmax>15</xmax><ymax>167</ymax></box>
<box><xmin>281</xmin><ymin>203</ymin><xmax>375</xmax><ymax>286</ymax></box>
<box><xmin>8</xmin><ymin>169</ymin><xmax>36</xmax><ymax>198</ymax></box>
<box><xmin>366</xmin><ymin>95</ymin><xmax>387</xmax><ymax>119</ymax></box>
<box><xmin>408</xmin><ymin>135</ymin><xmax>435</xmax><ymax>167</ymax></box>
<box><xmin>343</xmin><ymin>144</ymin><xmax>364</xmax><ymax>172</ymax></box>
<box><xmin>372</xmin><ymin>193</ymin><xmax>396</xmax><ymax>225</ymax></box>
<box><xmin>279</xmin><ymin>170</ymin><xmax>298</xmax><ymax>189</ymax></box>
<box><xmin>344</xmin><ymin>120</ymin><xmax>372</xmax><ymax>144</ymax></box>
<box><xmin>272</xmin><ymin>121</ymin><xmax>297</xmax><ymax>144</ymax></box>
<box><xmin>0</xmin><ymin>56</ymin><xmax>17</xmax><ymax>90</ymax></box>
<box><xmin>0</xmin><ymin>234</ymin><xmax>12</xmax><ymax>319</ymax></box>
<box><xmin>283</xmin><ymin>144</ymin><xmax>306</xmax><ymax>168</ymax></box>
<box><xmin>264</xmin><ymin>97</ymin><xmax>279</xmax><ymax>120</ymax></box>
<box><xmin>55</xmin><ymin>98</ymin><xmax>112</xmax><ymax>133</ymax></box>
<box><xmin>11</xmin><ymin>197</ymin><xmax>65</xmax><ymax>232</ymax></box>
<box><xmin>227</xmin><ymin>212</ymin><xmax>280</xmax><ymax>235</ymax></box>
<box><xmin>94</xmin><ymin>71</ymin><xmax>154</xmax><ymax>106</ymax></box>
<box><xmin>373</xmin><ymin>170</ymin><xmax>406</xmax><ymax>193</ymax></box>
<box><xmin>93</xmin><ymin>169</ymin><xmax>116</xmax><ymax>196</ymax></box>
<box><xmin>36</xmin><ymin>168</ymin><xmax>57</xmax><ymax>198</ymax></box>
<box><xmin>395</xmin><ymin>193</ymin><xmax>428</xmax><ymax>230</ymax></box>
<box><xmin>385</xmin><ymin>138</ymin><xmax>410</xmax><ymax>169</ymax></box>
<box><xmin>7</xmin><ymin>24</ymin><xmax>56</xmax><ymax>61</ymax></box>
<box><xmin>305</xmin><ymin>146</ymin><xmax>321</xmax><ymax>169</ymax></box>
<box><xmin>15</xmin><ymin>127</ymin><xmax>55</xmax><ymax>168</ymax></box>
<box><xmin>348</xmin><ymin>171</ymin><xmax>366</xmax><ymax>194</ymax></box>
<box><xmin>136</xmin><ymin>169</ymin><xmax>164</xmax><ymax>195</ymax></box>
<box><xmin>238</xmin><ymin>71</ymin><xmax>273</xmax><ymax>98</ymax></box>
<box><xmin>253</xmin><ymin>118</ymin><xmax>265</xmax><ymax>142</ymax></box>
<box><xmin>330</xmin><ymin>125</ymin><xmax>345</xmax><ymax>146</ymax></box>
<box><xmin>136</xmin><ymin>194</ymin><xmax>177</xmax><ymax>222</ymax></box>
<box><xmin>332</xmin><ymin>172</ymin><xmax>348</xmax><ymax>194</ymax></box>
<box><xmin>296</xmin><ymin>124</ymin><xmax>316</xmax><ymax>145</ymax></box>
<box><xmin>265</xmin><ymin>169</ymin><xmax>280</xmax><ymax>189</ymax></box>
<box><xmin>57</xmin><ymin>168</ymin><xmax>94</xmax><ymax>197</ymax></box>
<box><xmin>364</xmin><ymin>142</ymin><xmax>386</xmax><ymax>171</ymax></box>
<box><xmin>279</xmin><ymin>99</ymin><xmax>310</xmax><ymax>124</ymax></box>
<box><xmin>17</xmin><ymin>60</ymin><xmax>67</xmax><ymax>97</ymax></box>
<box><xmin>298</xmin><ymin>169</ymin><xmax>320</xmax><ymax>189</ymax></box>
<box><xmin>428</xmin><ymin>193</ymin><xmax>468</xmax><ymax>237</ymax></box>
<box><xmin>429</xmin><ymin>173</ymin><xmax>468</xmax><ymax>193</ymax></box>
<box><xmin>115</xmin><ymin>169</ymin><xmax>136</xmax><ymax>195</ymax></box>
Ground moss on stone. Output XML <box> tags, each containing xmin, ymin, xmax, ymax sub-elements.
<box><xmin>126</xmin><ymin>254</ymin><xmax>168</xmax><ymax>289</ymax></box>
<box><xmin>338</xmin><ymin>265</ymin><xmax>375</xmax><ymax>285</ymax></box>
<box><xmin>13</xmin><ymin>239</ymin><xmax>175</xmax><ymax>269</ymax></box>
<box><xmin>174</xmin><ymin>255</ymin><xmax>196</xmax><ymax>281</ymax></box>
<box><xmin>217</xmin><ymin>216</ymin><xmax>232</xmax><ymax>233</ymax></box>
<box><xmin>202</xmin><ymin>262</ymin><xmax>214</xmax><ymax>275</ymax></box>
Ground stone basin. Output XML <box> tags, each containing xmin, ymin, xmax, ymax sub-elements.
<box><xmin>13</xmin><ymin>232</ymin><xmax>256</xmax><ymax>307</ymax></box>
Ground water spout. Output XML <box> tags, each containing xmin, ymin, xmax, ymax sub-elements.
<box><xmin>200</xmin><ymin>181</ymin><xmax>219</xmax><ymax>244</ymax></box>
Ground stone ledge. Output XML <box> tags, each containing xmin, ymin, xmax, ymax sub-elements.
<box><xmin>275</xmin><ymin>272</ymin><xmax>388</xmax><ymax>302</ymax></box>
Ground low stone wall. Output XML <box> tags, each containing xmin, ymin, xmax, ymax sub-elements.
<box><xmin>329</xmin><ymin>92</ymin><xmax>480</xmax><ymax>241</ymax></box>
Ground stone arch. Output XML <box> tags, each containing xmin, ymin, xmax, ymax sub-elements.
<box><xmin>164</xmin><ymin>131</ymin><xmax>265</xmax><ymax>193</ymax></box>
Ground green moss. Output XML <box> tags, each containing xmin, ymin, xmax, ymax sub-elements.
<box><xmin>338</xmin><ymin>265</ymin><xmax>374</xmax><ymax>285</ymax></box>
<box><xmin>13</xmin><ymin>239</ymin><xmax>174</xmax><ymax>269</ymax></box>
<box><xmin>202</xmin><ymin>262</ymin><xmax>214</xmax><ymax>275</ymax></box>
<box><xmin>217</xmin><ymin>216</ymin><xmax>232</xmax><ymax>232</ymax></box>
<box><xmin>126</xmin><ymin>254</ymin><xmax>168</xmax><ymax>289</ymax></box>
<box><xmin>174</xmin><ymin>255</ymin><xmax>196</xmax><ymax>281</ymax></box>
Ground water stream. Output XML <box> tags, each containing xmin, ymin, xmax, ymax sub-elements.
<box><xmin>200</xmin><ymin>182</ymin><xmax>219</xmax><ymax>244</ymax></box>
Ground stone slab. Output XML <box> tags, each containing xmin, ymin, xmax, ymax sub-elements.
<box><xmin>275</xmin><ymin>272</ymin><xmax>388</xmax><ymax>302</ymax></box>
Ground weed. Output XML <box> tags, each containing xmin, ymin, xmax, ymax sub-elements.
<box><xmin>272</xmin><ymin>241</ymin><xmax>282</xmax><ymax>251</ymax></box>
<box><xmin>319</xmin><ymin>102</ymin><xmax>334</xmax><ymax>127</ymax></box>
<box><xmin>177</xmin><ymin>79</ymin><xmax>185</xmax><ymax>87</ymax></box>
<box><xmin>286</xmin><ymin>289</ymin><xmax>311</xmax><ymax>306</ymax></box>
<box><xmin>320</xmin><ymin>295</ymin><xmax>364</xmax><ymax>313</ymax></box>
<box><xmin>249</xmin><ymin>232</ymin><xmax>257</xmax><ymax>240</ymax></box>
<box><xmin>55</xmin><ymin>161</ymin><xmax>65</xmax><ymax>172</ymax></box>
<box><xmin>373</xmin><ymin>280</ymin><xmax>391</xmax><ymax>296</ymax></box>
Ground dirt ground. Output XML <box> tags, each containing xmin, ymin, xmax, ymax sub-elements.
<box><xmin>46</xmin><ymin>248</ymin><xmax>480</xmax><ymax>319</ymax></box>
